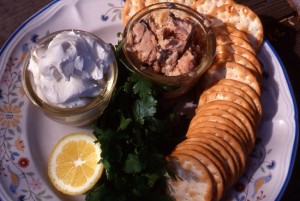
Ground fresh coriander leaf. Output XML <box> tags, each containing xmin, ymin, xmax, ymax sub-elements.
<box><xmin>118</xmin><ymin>114</ymin><xmax>132</xmax><ymax>130</ymax></box>
<box><xmin>133</xmin><ymin>96</ymin><xmax>157</xmax><ymax>124</ymax></box>
<box><xmin>128</xmin><ymin>75</ymin><xmax>153</xmax><ymax>99</ymax></box>
<box><xmin>124</xmin><ymin>154</ymin><xmax>142</xmax><ymax>174</ymax></box>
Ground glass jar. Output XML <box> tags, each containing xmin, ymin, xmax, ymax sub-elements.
<box><xmin>21</xmin><ymin>30</ymin><xmax>118</xmax><ymax>126</ymax></box>
<box><xmin>122</xmin><ymin>2</ymin><xmax>216</xmax><ymax>98</ymax></box>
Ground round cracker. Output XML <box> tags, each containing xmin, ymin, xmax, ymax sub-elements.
<box><xmin>198</xmin><ymin>90</ymin><xmax>258</xmax><ymax>119</ymax></box>
<box><xmin>212</xmin><ymin>24</ymin><xmax>250</xmax><ymax>43</ymax></box>
<box><xmin>215</xmin><ymin>53</ymin><xmax>262</xmax><ymax>81</ymax></box>
<box><xmin>188</xmin><ymin>114</ymin><xmax>248</xmax><ymax>148</ymax></box>
<box><xmin>187</xmin><ymin>126</ymin><xmax>247</xmax><ymax>169</ymax></box>
<box><xmin>184</xmin><ymin>135</ymin><xmax>239</xmax><ymax>186</ymax></box>
<box><xmin>197</xmin><ymin>102</ymin><xmax>256</xmax><ymax>153</ymax></box>
<box><xmin>186</xmin><ymin>133</ymin><xmax>243</xmax><ymax>181</ymax></box>
<box><xmin>188</xmin><ymin>118</ymin><xmax>252</xmax><ymax>155</ymax></box>
<box><xmin>173</xmin><ymin>148</ymin><xmax>224</xmax><ymax>200</ymax></box>
<box><xmin>166</xmin><ymin>153</ymin><xmax>215</xmax><ymax>201</ymax></box>
<box><xmin>216</xmin><ymin>34</ymin><xmax>256</xmax><ymax>55</ymax></box>
<box><xmin>189</xmin><ymin>117</ymin><xmax>245</xmax><ymax>143</ymax></box>
<box><xmin>191</xmin><ymin>0</ymin><xmax>233</xmax><ymax>15</ymax></box>
<box><xmin>122</xmin><ymin>0</ymin><xmax>146</xmax><ymax>25</ymax></box>
<box><xmin>200</xmin><ymin>99</ymin><xmax>258</xmax><ymax>129</ymax></box>
<box><xmin>217</xmin><ymin>79</ymin><xmax>262</xmax><ymax>123</ymax></box>
<box><xmin>182</xmin><ymin>137</ymin><xmax>236</xmax><ymax>188</ymax></box>
<box><xmin>209</xmin><ymin>4</ymin><xmax>264</xmax><ymax>50</ymax></box>
<box><xmin>176</xmin><ymin>140</ymin><xmax>230</xmax><ymax>184</ymax></box>
<box><xmin>215</xmin><ymin>44</ymin><xmax>262</xmax><ymax>80</ymax></box>
<box><xmin>200</xmin><ymin>61</ymin><xmax>261</xmax><ymax>95</ymax></box>
<box><xmin>194</xmin><ymin>109</ymin><xmax>250</xmax><ymax>151</ymax></box>
<box><xmin>200</xmin><ymin>83</ymin><xmax>260</xmax><ymax>118</ymax></box>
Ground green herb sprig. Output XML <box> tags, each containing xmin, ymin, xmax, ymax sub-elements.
<box><xmin>86</xmin><ymin>49</ymin><xmax>183</xmax><ymax>200</ymax></box>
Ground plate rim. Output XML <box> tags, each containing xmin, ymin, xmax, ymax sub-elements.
<box><xmin>0</xmin><ymin>1</ymin><xmax>298</xmax><ymax>201</ymax></box>
<box><xmin>263</xmin><ymin>39</ymin><xmax>299</xmax><ymax>201</ymax></box>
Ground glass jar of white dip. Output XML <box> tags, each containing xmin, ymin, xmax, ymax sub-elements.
<box><xmin>21</xmin><ymin>30</ymin><xmax>118</xmax><ymax>126</ymax></box>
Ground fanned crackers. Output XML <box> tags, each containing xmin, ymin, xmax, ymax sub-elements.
<box><xmin>162</xmin><ymin>0</ymin><xmax>263</xmax><ymax>199</ymax></box>
<box><xmin>122</xmin><ymin>0</ymin><xmax>264</xmax><ymax>200</ymax></box>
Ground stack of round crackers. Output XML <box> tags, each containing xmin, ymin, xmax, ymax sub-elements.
<box><xmin>122</xmin><ymin>0</ymin><xmax>263</xmax><ymax>200</ymax></box>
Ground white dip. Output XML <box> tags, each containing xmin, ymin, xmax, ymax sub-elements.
<box><xmin>28</xmin><ymin>30</ymin><xmax>114</xmax><ymax>108</ymax></box>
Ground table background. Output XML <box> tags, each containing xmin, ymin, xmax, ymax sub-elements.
<box><xmin>1</xmin><ymin>0</ymin><xmax>299</xmax><ymax>200</ymax></box>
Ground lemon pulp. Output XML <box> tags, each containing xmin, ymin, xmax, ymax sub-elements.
<box><xmin>48</xmin><ymin>132</ymin><xmax>103</xmax><ymax>195</ymax></box>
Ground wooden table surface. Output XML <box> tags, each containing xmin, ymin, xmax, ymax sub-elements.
<box><xmin>1</xmin><ymin>0</ymin><xmax>300</xmax><ymax>200</ymax></box>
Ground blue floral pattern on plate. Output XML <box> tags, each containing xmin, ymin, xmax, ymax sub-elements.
<box><xmin>0</xmin><ymin>36</ymin><xmax>54</xmax><ymax>200</ymax></box>
<box><xmin>101</xmin><ymin>0</ymin><xmax>126</xmax><ymax>22</ymax></box>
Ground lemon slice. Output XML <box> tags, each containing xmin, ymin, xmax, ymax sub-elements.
<box><xmin>48</xmin><ymin>132</ymin><xmax>103</xmax><ymax>195</ymax></box>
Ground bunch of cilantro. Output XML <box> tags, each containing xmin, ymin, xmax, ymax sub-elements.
<box><xmin>86</xmin><ymin>60</ymin><xmax>182</xmax><ymax>201</ymax></box>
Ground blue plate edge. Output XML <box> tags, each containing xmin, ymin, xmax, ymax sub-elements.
<box><xmin>263</xmin><ymin>39</ymin><xmax>300</xmax><ymax>201</ymax></box>
<box><xmin>0</xmin><ymin>1</ymin><xmax>298</xmax><ymax>200</ymax></box>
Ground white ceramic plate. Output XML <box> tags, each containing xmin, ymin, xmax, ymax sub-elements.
<box><xmin>0</xmin><ymin>0</ymin><xmax>298</xmax><ymax>201</ymax></box>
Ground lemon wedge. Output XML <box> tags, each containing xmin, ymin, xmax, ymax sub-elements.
<box><xmin>48</xmin><ymin>132</ymin><xmax>103</xmax><ymax>195</ymax></box>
